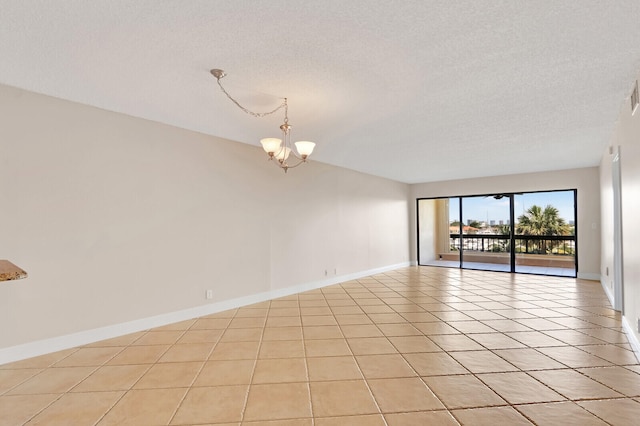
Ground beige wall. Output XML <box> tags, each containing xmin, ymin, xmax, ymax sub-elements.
<box><xmin>417</xmin><ymin>199</ymin><xmax>436</xmax><ymax>263</ymax></box>
<box><xmin>0</xmin><ymin>84</ymin><xmax>410</xmax><ymax>351</ymax></box>
<box><xmin>410</xmin><ymin>167</ymin><xmax>601</xmax><ymax>279</ymax></box>
<box><xmin>600</xmin><ymin>73</ymin><xmax>640</xmax><ymax>348</ymax></box>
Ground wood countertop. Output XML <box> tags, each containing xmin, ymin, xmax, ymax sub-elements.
<box><xmin>0</xmin><ymin>260</ymin><xmax>28</xmax><ymax>281</ymax></box>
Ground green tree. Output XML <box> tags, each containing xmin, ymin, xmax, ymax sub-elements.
<box><xmin>516</xmin><ymin>205</ymin><xmax>570</xmax><ymax>254</ymax></box>
<box><xmin>516</xmin><ymin>205</ymin><xmax>569</xmax><ymax>236</ymax></box>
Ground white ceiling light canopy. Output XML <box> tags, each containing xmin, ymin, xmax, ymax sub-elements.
<box><xmin>211</xmin><ymin>69</ymin><xmax>316</xmax><ymax>173</ymax></box>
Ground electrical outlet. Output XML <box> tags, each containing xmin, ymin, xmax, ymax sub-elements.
<box><xmin>206</xmin><ymin>289</ymin><xmax>213</xmax><ymax>300</ymax></box>
<box><xmin>637</xmin><ymin>318</ymin><xmax>640</xmax><ymax>333</ymax></box>
<box><xmin>324</xmin><ymin>270</ymin><xmax>328</xmax><ymax>276</ymax></box>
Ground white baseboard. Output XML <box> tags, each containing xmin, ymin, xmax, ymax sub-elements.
<box><xmin>600</xmin><ymin>279</ymin><xmax>616</xmax><ymax>308</ymax></box>
<box><xmin>622</xmin><ymin>316</ymin><xmax>640</xmax><ymax>363</ymax></box>
<box><xmin>577</xmin><ymin>272</ymin><xmax>600</xmax><ymax>281</ymax></box>
<box><xmin>0</xmin><ymin>262</ymin><xmax>410</xmax><ymax>366</ymax></box>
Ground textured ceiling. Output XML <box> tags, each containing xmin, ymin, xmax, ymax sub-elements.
<box><xmin>1</xmin><ymin>1</ymin><xmax>639</xmax><ymax>183</ymax></box>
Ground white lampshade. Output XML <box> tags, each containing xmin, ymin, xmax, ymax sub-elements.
<box><xmin>274</xmin><ymin>146</ymin><xmax>291</xmax><ymax>162</ymax></box>
<box><xmin>294</xmin><ymin>141</ymin><xmax>316</xmax><ymax>157</ymax></box>
<box><xmin>260</xmin><ymin>138</ymin><xmax>282</xmax><ymax>154</ymax></box>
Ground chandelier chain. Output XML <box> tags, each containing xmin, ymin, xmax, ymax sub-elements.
<box><xmin>215</xmin><ymin>78</ymin><xmax>287</xmax><ymax>118</ymax></box>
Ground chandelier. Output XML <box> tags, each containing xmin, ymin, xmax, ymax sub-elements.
<box><xmin>211</xmin><ymin>69</ymin><xmax>316</xmax><ymax>172</ymax></box>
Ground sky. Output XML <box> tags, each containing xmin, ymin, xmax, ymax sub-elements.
<box><xmin>449</xmin><ymin>190</ymin><xmax>575</xmax><ymax>224</ymax></box>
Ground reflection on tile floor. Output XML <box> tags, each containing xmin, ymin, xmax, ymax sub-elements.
<box><xmin>1</xmin><ymin>266</ymin><xmax>639</xmax><ymax>425</ymax></box>
<box><xmin>421</xmin><ymin>259</ymin><xmax>576</xmax><ymax>277</ymax></box>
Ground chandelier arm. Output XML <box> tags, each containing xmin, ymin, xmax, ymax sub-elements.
<box><xmin>279</xmin><ymin>158</ymin><xmax>308</xmax><ymax>170</ymax></box>
<box><xmin>215</xmin><ymin>78</ymin><xmax>286</xmax><ymax>118</ymax></box>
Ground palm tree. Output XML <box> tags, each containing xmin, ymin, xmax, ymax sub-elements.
<box><xmin>516</xmin><ymin>205</ymin><xmax>570</xmax><ymax>253</ymax></box>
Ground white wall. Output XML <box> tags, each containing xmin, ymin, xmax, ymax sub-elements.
<box><xmin>409</xmin><ymin>168</ymin><xmax>601</xmax><ymax>279</ymax></box>
<box><xmin>0</xmin><ymin>84</ymin><xmax>410</xmax><ymax>353</ymax></box>
<box><xmin>600</xmin><ymin>74</ymin><xmax>640</xmax><ymax>349</ymax></box>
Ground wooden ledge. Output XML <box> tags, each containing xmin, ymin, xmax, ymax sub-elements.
<box><xmin>0</xmin><ymin>260</ymin><xmax>28</xmax><ymax>281</ymax></box>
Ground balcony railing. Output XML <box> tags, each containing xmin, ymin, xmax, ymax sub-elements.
<box><xmin>449</xmin><ymin>234</ymin><xmax>575</xmax><ymax>256</ymax></box>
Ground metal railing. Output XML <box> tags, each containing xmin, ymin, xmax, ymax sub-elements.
<box><xmin>449</xmin><ymin>234</ymin><xmax>575</xmax><ymax>256</ymax></box>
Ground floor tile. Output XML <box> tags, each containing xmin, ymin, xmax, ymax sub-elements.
<box><xmin>423</xmin><ymin>374</ymin><xmax>507</xmax><ymax>409</ymax></box>
<box><xmin>385</xmin><ymin>411</ymin><xmax>459</xmax><ymax>425</ymax></box>
<box><xmin>579</xmin><ymin>366</ymin><xmax>640</xmax><ymax>396</ymax></box>
<box><xmin>449</xmin><ymin>350</ymin><xmax>518</xmax><ymax>373</ymax></box>
<box><xmin>368</xmin><ymin>377</ymin><xmax>444</xmax><ymax>412</ymax></box>
<box><xmin>304</xmin><ymin>339</ymin><xmax>351</xmax><ymax>357</ymax></box>
<box><xmin>169</xmin><ymin>385</ymin><xmax>246</xmax><ymax>424</ymax></box>
<box><xmin>107</xmin><ymin>345</ymin><xmax>169</xmax><ymax>365</ymax></box>
<box><xmin>340</xmin><ymin>324</ymin><xmax>383</xmax><ymax>338</ymax></box>
<box><xmin>99</xmin><ymin>388</ymin><xmax>186</xmax><ymax>425</ymax></box>
<box><xmin>578</xmin><ymin>398</ymin><xmax>640</xmax><ymax>425</ymax></box>
<box><xmin>302</xmin><ymin>326</ymin><xmax>343</xmax><ymax>339</ymax></box>
<box><xmin>537</xmin><ymin>346</ymin><xmax>613</xmax><ymax>368</ymax></box>
<box><xmin>0</xmin><ymin>394</ymin><xmax>60</xmax><ymax>425</ymax></box>
<box><xmin>27</xmin><ymin>391</ymin><xmax>122</xmax><ymax>425</ymax></box>
<box><xmin>356</xmin><ymin>354</ymin><xmax>417</xmax><ymax>379</ymax></box>
<box><xmin>307</xmin><ymin>356</ymin><xmax>362</xmax><ymax>381</ymax></box>
<box><xmin>413</xmin><ymin>322</ymin><xmax>461</xmax><ymax>335</ymax></box>
<box><xmin>0</xmin><ymin>369</ymin><xmax>43</xmax><ymax>394</ymax></box>
<box><xmin>387</xmin><ymin>335</ymin><xmax>441</xmax><ymax>353</ymax></box>
<box><xmin>449</xmin><ymin>320</ymin><xmax>496</xmax><ymax>334</ymax></box>
<box><xmin>468</xmin><ymin>333</ymin><xmax>526</xmax><ymax>349</ymax></box>
<box><xmin>243</xmin><ymin>383</ymin><xmax>312</xmax><ymax>421</ymax></box>
<box><xmin>176</xmin><ymin>329</ymin><xmax>223</xmax><ymax>344</ymax></box>
<box><xmin>265</xmin><ymin>316</ymin><xmax>301</xmax><ymax>327</ymax></box>
<box><xmin>302</xmin><ymin>315</ymin><xmax>337</xmax><ymax>326</ymax></box>
<box><xmin>262</xmin><ymin>326</ymin><xmax>303</xmax><ymax>341</ymax></box>
<box><xmin>72</xmin><ymin>364</ymin><xmax>149</xmax><ymax>392</ymax></box>
<box><xmin>259</xmin><ymin>340</ymin><xmax>305</xmax><ymax>359</ymax></box>
<box><xmin>504</xmin><ymin>331</ymin><xmax>566</xmax><ymax>347</ymax></box>
<box><xmin>220</xmin><ymin>328</ymin><xmax>263</xmax><ymax>342</ymax></box>
<box><xmin>334</xmin><ymin>314</ymin><xmax>372</xmax><ymax>325</ymax></box>
<box><xmin>253</xmin><ymin>358</ymin><xmax>308</xmax><ymax>383</ymax></box>
<box><xmin>347</xmin><ymin>337</ymin><xmax>398</xmax><ymax>355</ymax></box>
<box><xmin>52</xmin><ymin>347</ymin><xmax>122</xmax><ymax>367</ymax></box>
<box><xmin>404</xmin><ymin>352</ymin><xmax>468</xmax><ymax>376</ymax></box>
<box><xmin>209</xmin><ymin>341</ymin><xmax>260</xmax><ymax>360</ymax></box>
<box><xmin>310</xmin><ymin>380</ymin><xmax>379</xmax><ymax>417</ymax></box>
<box><xmin>315</xmin><ymin>414</ymin><xmax>385</xmax><ymax>425</ymax></box>
<box><xmin>8</xmin><ymin>367</ymin><xmax>96</xmax><ymax>395</ymax></box>
<box><xmin>193</xmin><ymin>359</ymin><xmax>254</xmax><ymax>386</ymax></box>
<box><xmin>578</xmin><ymin>344</ymin><xmax>640</xmax><ymax>365</ymax></box>
<box><xmin>493</xmin><ymin>348</ymin><xmax>566</xmax><ymax>371</ymax></box>
<box><xmin>190</xmin><ymin>317</ymin><xmax>231</xmax><ymax>330</ymax></box>
<box><xmin>477</xmin><ymin>372</ymin><xmax>565</xmax><ymax>404</ymax></box>
<box><xmin>429</xmin><ymin>334</ymin><xmax>485</xmax><ymax>351</ymax></box>
<box><xmin>131</xmin><ymin>331</ymin><xmax>184</xmax><ymax>346</ymax></box>
<box><xmin>158</xmin><ymin>343</ymin><xmax>214</xmax><ymax>362</ymax></box>
<box><xmin>133</xmin><ymin>362</ymin><xmax>201</xmax><ymax>389</ymax></box>
<box><xmin>515</xmin><ymin>401</ymin><xmax>608</xmax><ymax>425</ymax></box>
<box><xmin>452</xmin><ymin>406</ymin><xmax>533</xmax><ymax>425</ymax></box>
<box><xmin>528</xmin><ymin>369</ymin><xmax>622</xmax><ymax>400</ymax></box>
<box><xmin>0</xmin><ymin>349</ymin><xmax>78</xmax><ymax>370</ymax></box>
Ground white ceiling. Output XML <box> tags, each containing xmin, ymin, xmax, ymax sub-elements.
<box><xmin>1</xmin><ymin>1</ymin><xmax>639</xmax><ymax>183</ymax></box>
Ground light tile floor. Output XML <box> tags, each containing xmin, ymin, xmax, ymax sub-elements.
<box><xmin>1</xmin><ymin>266</ymin><xmax>639</xmax><ymax>425</ymax></box>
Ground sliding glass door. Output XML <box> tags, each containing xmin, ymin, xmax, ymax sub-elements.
<box><xmin>460</xmin><ymin>194</ymin><xmax>512</xmax><ymax>272</ymax></box>
<box><xmin>513</xmin><ymin>191</ymin><xmax>576</xmax><ymax>276</ymax></box>
<box><xmin>417</xmin><ymin>189</ymin><xmax>577</xmax><ymax>277</ymax></box>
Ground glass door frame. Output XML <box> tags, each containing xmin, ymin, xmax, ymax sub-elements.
<box><xmin>417</xmin><ymin>189</ymin><xmax>578</xmax><ymax>277</ymax></box>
